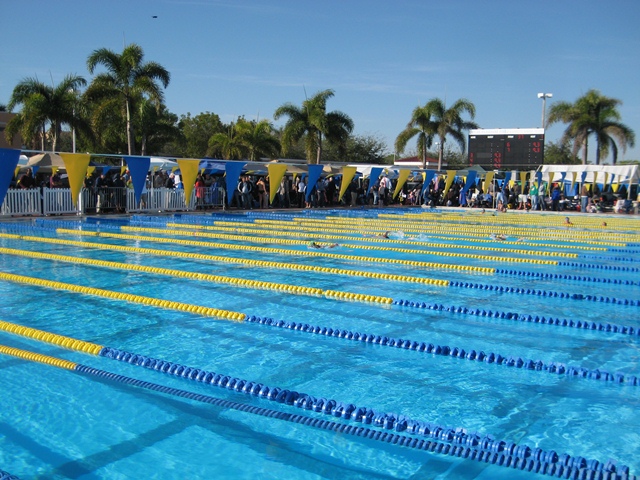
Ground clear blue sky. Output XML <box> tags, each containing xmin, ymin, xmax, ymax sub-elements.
<box><xmin>3</xmin><ymin>0</ymin><xmax>639</xmax><ymax>163</ymax></box>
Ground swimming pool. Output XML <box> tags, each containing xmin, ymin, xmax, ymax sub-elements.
<box><xmin>0</xmin><ymin>208</ymin><xmax>638</xmax><ymax>479</ymax></box>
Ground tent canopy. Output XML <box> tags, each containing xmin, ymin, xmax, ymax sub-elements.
<box><xmin>538</xmin><ymin>164</ymin><xmax>639</xmax><ymax>185</ymax></box>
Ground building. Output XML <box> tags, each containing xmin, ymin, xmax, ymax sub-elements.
<box><xmin>0</xmin><ymin>112</ymin><xmax>23</xmax><ymax>149</ymax></box>
<box><xmin>393</xmin><ymin>155</ymin><xmax>445</xmax><ymax>170</ymax></box>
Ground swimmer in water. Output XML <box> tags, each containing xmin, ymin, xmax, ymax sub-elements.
<box><xmin>309</xmin><ymin>242</ymin><xmax>339</xmax><ymax>249</ymax></box>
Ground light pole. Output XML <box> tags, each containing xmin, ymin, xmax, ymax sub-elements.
<box><xmin>537</xmin><ymin>93</ymin><xmax>552</xmax><ymax>129</ymax></box>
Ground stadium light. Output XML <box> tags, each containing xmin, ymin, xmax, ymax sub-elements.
<box><xmin>537</xmin><ymin>93</ymin><xmax>553</xmax><ymax>129</ymax></box>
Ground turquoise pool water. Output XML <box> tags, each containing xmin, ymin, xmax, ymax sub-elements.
<box><xmin>0</xmin><ymin>209</ymin><xmax>638</xmax><ymax>480</ymax></box>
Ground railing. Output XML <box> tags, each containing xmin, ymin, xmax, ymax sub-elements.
<box><xmin>1</xmin><ymin>187</ymin><xmax>226</xmax><ymax>217</ymax></box>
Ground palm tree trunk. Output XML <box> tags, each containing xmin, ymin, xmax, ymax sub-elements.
<box><xmin>141</xmin><ymin>134</ymin><xmax>147</xmax><ymax>156</ymax></box>
<box><xmin>316</xmin><ymin>132</ymin><xmax>322</xmax><ymax>164</ymax></box>
<box><xmin>126</xmin><ymin>98</ymin><xmax>135</xmax><ymax>155</ymax></box>
<box><xmin>421</xmin><ymin>145</ymin><xmax>426</xmax><ymax>170</ymax></box>
<box><xmin>437</xmin><ymin>142</ymin><xmax>444</xmax><ymax>171</ymax></box>
<box><xmin>595</xmin><ymin>139</ymin><xmax>601</xmax><ymax>166</ymax></box>
<box><xmin>582</xmin><ymin>138</ymin><xmax>588</xmax><ymax>165</ymax></box>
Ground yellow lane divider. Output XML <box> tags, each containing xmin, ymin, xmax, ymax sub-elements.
<box><xmin>0</xmin><ymin>344</ymin><xmax>77</xmax><ymax>370</ymax></box>
<box><xmin>0</xmin><ymin>271</ymin><xmax>246</xmax><ymax>322</ymax></box>
<box><xmin>55</xmin><ymin>229</ymin><xmax>495</xmax><ymax>273</ymax></box>
<box><xmin>0</xmin><ymin>234</ymin><xmax>448</xmax><ymax>286</ymax></box>
<box><xmin>0</xmin><ymin>319</ymin><xmax>103</xmax><ymax>355</ymax></box>
<box><xmin>119</xmin><ymin>226</ymin><xmax>558</xmax><ymax>266</ymax></box>
<box><xmin>0</xmin><ymin>248</ymin><xmax>394</xmax><ymax>304</ymax></box>
<box><xmin>237</xmin><ymin>219</ymin><xmax>609</xmax><ymax>251</ymax></box>
<box><xmin>286</xmin><ymin>217</ymin><xmax>634</xmax><ymax>246</ymax></box>
<box><xmin>167</xmin><ymin>222</ymin><xmax>586</xmax><ymax>257</ymax></box>
<box><xmin>289</xmin><ymin>216</ymin><xmax>638</xmax><ymax>243</ymax></box>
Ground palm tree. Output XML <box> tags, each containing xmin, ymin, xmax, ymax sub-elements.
<box><xmin>136</xmin><ymin>98</ymin><xmax>180</xmax><ymax>156</ymax></box>
<box><xmin>547</xmin><ymin>90</ymin><xmax>635</xmax><ymax>165</ymax></box>
<box><xmin>426</xmin><ymin>98</ymin><xmax>477</xmax><ymax>171</ymax></box>
<box><xmin>235</xmin><ymin>118</ymin><xmax>281</xmax><ymax>160</ymax></box>
<box><xmin>6</xmin><ymin>74</ymin><xmax>87</xmax><ymax>151</ymax></box>
<box><xmin>274</xmin><ymin>89</ymin><xmax>354</xmax><ymax>164</ymax></box>
<box><xmin>395</xmin><ymin>105</ymin><xmax>436</xmax><ymax>170</ymax></box>
<box><xmin>86</xmin><ymin>43</ymin><xmax>170</xmax><ymax>155</ymax></box>
<box><xmin>208</xmin><ymin>123</ymin><xmax>246</xmax><ymax>159</ymax></box>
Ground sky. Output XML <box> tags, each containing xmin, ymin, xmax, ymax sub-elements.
<box><xmin>2</xmin><ymin>0</ymin><xmax>639</xmax><ymax>163</ymax></box>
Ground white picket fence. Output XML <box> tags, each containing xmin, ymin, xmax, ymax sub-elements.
<box><xmin>1</xmin><ymin>187</ymin><xmax>226</xmax><ymax>217</ymax></box>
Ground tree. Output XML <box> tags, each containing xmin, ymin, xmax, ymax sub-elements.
<box><xmin>86</xmin><ymin>43</ymin><xmax>170</xmax><ymax>155</ymax></box>
<box><xmin>424</xmin><ymin>98</ymin><xmax>478</xmax><ymax>171</ymax></box>
<box><xmin>274</xmin><ymin>89</ymin><xmax>354</xmax><ymax>164</ymax></box>
<box><xmin>543</xmin><ymin>140</ymin><xmax>581</xmax><ymax>165</ymax></box>
<box><xmin>208</xmin><ymin>122</ymin><xmax>246</xmax><ymax>159</ymax></box>
<box><xmin>235</xmin><ymin>118</ymin><xmax>281</xmax><ymax>160</ymax></box>
<box><xmin>395</xmin><ymin>105</ymin><xmax>435</xmax><ymax>169</ymax></box>
<box><xmin>323</xmin><ymin>133</ymin><xmax>389</xmax><ymax>164</ymax></box>
<box><xmin>136</xmin><ymin>99</ymin><xmax>180</xmax><ymax>156</ymax></box>
<box><xmin>6</xmin><ymin>74</ymin><xmax>88</xmax><ymax>151</ymax></box>
<box><xmin>173</xmin><ymin>112</ymin><xmax>224</xmax><ymax>158</ymax></box>
<box><xmin>547</xmin><ymin>90</ymin><xmax>635</xmax><ymax>165</ymax></box>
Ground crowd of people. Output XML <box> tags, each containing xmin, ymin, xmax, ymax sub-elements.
<box><xmin>12</xmin><ymin>166</ymin><xmax>638</xmax><ymax>215</ymax></box>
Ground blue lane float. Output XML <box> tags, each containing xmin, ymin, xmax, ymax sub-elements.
<box><xmin>557</xmin><ymin>261</ymin><xmax>640</xmax><ymax>273</ymax></box>
<box><xmin>95</xmin><ymin>347</ymin><xmax>633</xmax><ymax>479</ymax></box>
<box><xmin>495</xmin><ymin>268</ymin><xmax>640</xmax><ymax>287</ymax></box>
<box><xmin>391</xmin><ymin>298</ymin><xmax>640</xmax><ymax>338</ymax></box>
<box><xmin>244</xmin><ymin>316</ymin><xmax>639</xmax><ymax>386</ymax></box>
<box><xmin>448</xmin><ymin>281</ymin><xmax>639</xmax><ymax>306</ymax></box>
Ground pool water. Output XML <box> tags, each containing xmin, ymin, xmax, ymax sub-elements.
<box><xmin>0</xmin><ymin>208</ymin><xmax>638</xmax><ymax>480</ymax></box>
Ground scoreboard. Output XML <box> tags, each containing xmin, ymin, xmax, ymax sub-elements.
<box><xmin>468</xmin><ymin>128</ymin><xmax>544</xmax><ymax>170</ymax></box>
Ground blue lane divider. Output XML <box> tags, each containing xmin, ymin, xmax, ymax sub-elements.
<box><xmin>391</xmin><ymin>299</ymin><xmax>640</xmax><ymax>338</ymax></box>
<box><xmin>95</xmin><ymin>348</ymin><xmax>631</xmax><ymax>478</ymax></box>
<box><xmin>0</xmin><ymin>470</ymin><xmax>20</xmax><ymax>480</ymax></box>
<box><xmin>244</xmin><ymin>316</ymin><xmax>639</xmax><ymax>386</ymax></box>
<box><xmin>449</xmin><ymin>281</ymin><xmax>639</xmax><ymax>306</ymax></box>
<box><xmin>557</xmin><ymin>261</ymin><xmax>640</xmax><ymax>273</ymax></box>
<box><xmin>580</xmin><ymin>254</ymin><xmax>640</xmax><ymax>263</ymax></box>
<box><xmin>495</xmin><ymin>268</ymin><xmax>640</xmax><ymax>287</ymax></box>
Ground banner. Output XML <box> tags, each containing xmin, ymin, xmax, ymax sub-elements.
<box><xmin>306</xmin><ymin>164</ymin><xmax>324</xmax><ymax>202</ymax></box>
<box><xmin>392</xmin><ymin>169</ymin><xmax>411</xmax><ymax>199</ymax></box>
<box><xmin>441</xmin><ymin>170</ymin><xmax>457</xmax><ymax>198</ymax></box>
<box><xmin>570</xmin><ymin>171</ymin><xmax>577</xmax><ymax>193</ymax></box>
<box><xmin>60</xmin><ymin>153</ymin><xmax>91</xmax><ymax>207</ymax></box>
<box><xmin>268</xmin><ymin>163</ymin><xmax>288</xmax><ymax>204</ymax></box>
<box><xmin>519</xmin><ymin>171</ymin><xmax>527</xmax><ymax>189</ymax></box>
<box><xmin>0</xmin><ymin>148</ymin><xmax>21</xmax><ymax>208</ymax></box>
<box><xmin>124</xmin><ymin>156</ymin><xmax>151</xmax><ymax>207</ymax></box>
<box><xmin>366</xmin><ymin>167</ymin><xmax>384</xmax><ymax>197</ymax></box>
<box><xmin>421</xmin><ymin>170</ymin><xmax>436</xmax><ymax>199</ymax></box>
<box><xmin>177</xmin><ymin>159</ymin><xmax>201</xmax><ymax>204</ymax></box>
<box><xmin>462</xmin><ymin>171</ymin><xmax>477</xmax><ymax>194</ymax></box>
<box><xmin>225</xmin><ymin>161</ymin><xmax>246</xmax><ymax>206</ymax></box>
<box><xmin>592</xmin><ymin>171</ymin><xmax>598</xmax><ymax>192</ymax></box>
<box><xmin>484</xmin><ymin>171</ymin><xmax>495</xmax><ymax>193</ymax></box>
<box><xmin>338</xmin><ymin>166</ymin><xmax>357</xmax><ymax>202</ymax></box>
